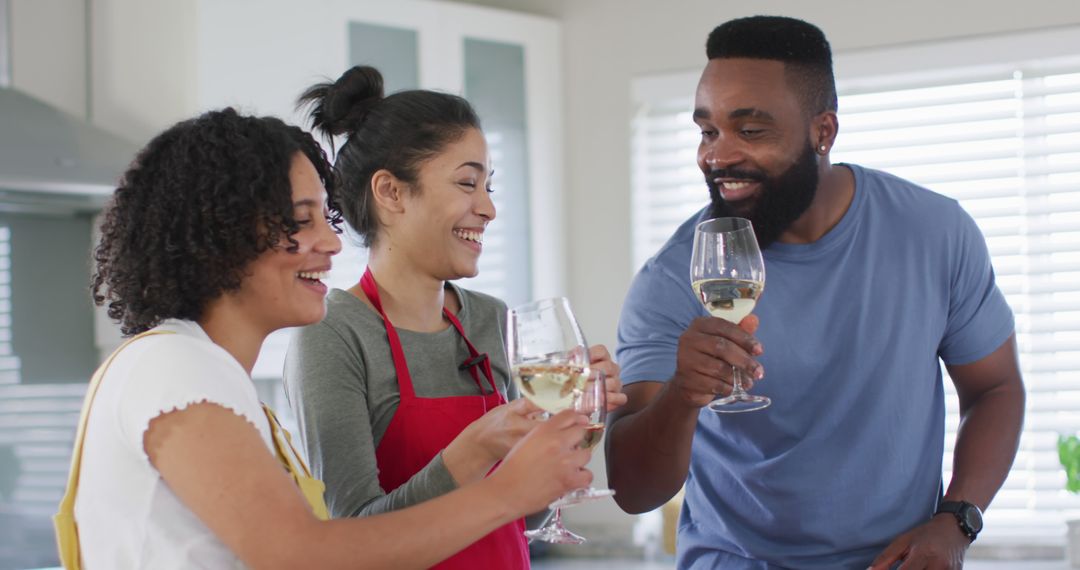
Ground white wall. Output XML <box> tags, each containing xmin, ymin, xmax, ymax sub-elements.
<box><xmin>9</xmin><ymin>0</ymin><xmax>197</xmax><ymax>144</ymax></box>
<box><xmin>89</xmin><ymin>0</ymin><xmax>198</xmax><ymax>145</ymax></box>
<box><xmin>9</xmin><ymin>0</ymin><xmax>86</xmax><ymax>118</ymax></box>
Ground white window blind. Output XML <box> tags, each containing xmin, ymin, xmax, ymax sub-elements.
<box><xmin>630</xmin><ymin>29</ymin><xmax>1080</xmax><ymax>545</ymax></box>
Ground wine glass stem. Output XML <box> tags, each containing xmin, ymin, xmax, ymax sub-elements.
<box><xmin>550</xmin><ymin>507</ymin><xmax>565</xmax><ymax>529</ymax></box>
<box><xmin>731</xmin><ymin>364</ymin><xmax>748</xmax><ymax>397</ymax></box>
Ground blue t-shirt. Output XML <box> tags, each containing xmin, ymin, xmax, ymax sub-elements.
<box><xmin>616</xmin><ymin>164</ymin><xmax>1015</xmax><ymax>570</ymax></box>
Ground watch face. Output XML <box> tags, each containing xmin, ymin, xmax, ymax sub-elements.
<box><xmin>962</xmin><ymin>504</ymin><xmax>984</xmax><ymax>533</ymax></box>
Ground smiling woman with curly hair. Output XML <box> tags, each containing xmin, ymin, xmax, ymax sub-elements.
<box><xmin>57</xmin><ymin>107</ymin><xmax>593</xmax><ymax>569</ymax></box>
<box><xmin>91</xmin><ymin>107</ymin><xmax>341</xmax><ymax>335</ymax></box>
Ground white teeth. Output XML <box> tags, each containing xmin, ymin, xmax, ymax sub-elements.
<box><xmin>297</xmin><ymin>271</ymin><xmax>329</xmax><ymax>281</ymax></box>
<box><xmin>722</xmin><ymin>181</ymin><xmax>751</xmax><ymax>190</ymax></box>
<box><xmin>453</xmin><ymin>229</ymin><xmax>483</xmax><ymax>244</ymax></box>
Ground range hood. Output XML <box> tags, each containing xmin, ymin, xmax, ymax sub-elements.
<box><xmin>0</xmin><ymin>0</ymin><xmax>138</xmax><ymax>215</ymax></box>
<box><xmin>0</xmin><ymin>88</ymin><xmax>138</xmax><ymax>214</ymax></box>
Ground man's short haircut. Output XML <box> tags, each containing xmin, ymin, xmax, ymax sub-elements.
<box><xmin>706</xmin><ymin>15</ymin><xmax>838</xmax><ymax>115</ymax></box>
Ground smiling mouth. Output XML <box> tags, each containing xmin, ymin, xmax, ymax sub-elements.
<box><xmin>453</xmin><ymin>229</ymin><xmax>484</xmax><ymax>245</ymax></box>
<box><xmin>713</xmin><ymin>178</ymin><xmax>762</xmax><ymax>202</ymax></box>
<box><xmin>297</xmin><ymin>270</ymin><xmax>329</xmax><ymax>283</ymax></box>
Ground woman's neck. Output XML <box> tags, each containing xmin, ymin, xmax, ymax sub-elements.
<box><xmin>359</xmin><ymin>249</ymin><xmax>454</xmax><ymax>332</ymax></box>
<box><xmin>197</xmin><ymin>300</ymin><xmax>268</xmax><ymax>376</ymax></box>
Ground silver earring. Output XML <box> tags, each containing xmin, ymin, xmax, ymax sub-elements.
<box><xmin>818</xmin><ymin>144</ymin><xmax>827</xmax><ymax>153</ymax></box>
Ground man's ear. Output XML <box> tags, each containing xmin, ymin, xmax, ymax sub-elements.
<box><xmin>812</xmin><ymin>110</ymin><xmax>839</xmax><ymax>155</ymax></box>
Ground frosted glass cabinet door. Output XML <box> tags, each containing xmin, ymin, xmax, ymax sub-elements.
<box><xmin>459</xmin><ymin>38</ymin><xmax>531</xmax><ymax>306</ymax></box>
<box><xmin>349</xmin><ymin>22</ymin><xmax>419</xmax><ymax>93</ymax></box>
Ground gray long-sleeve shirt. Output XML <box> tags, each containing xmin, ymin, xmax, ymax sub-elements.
<box><xmin>283</xmin><ymin>284</ymin><xmax>516</xmax><ymax>518</ymax></box>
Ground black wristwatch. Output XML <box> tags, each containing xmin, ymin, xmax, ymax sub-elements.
<box><xmin>936</xmin><ymin>500</ymin><xmax>983</xmax><ymax>542</ymax></box>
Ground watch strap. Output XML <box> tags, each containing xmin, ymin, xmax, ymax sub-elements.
<box><xmin>936</xmin><ymin>500</ymin><xmax>980</xmax><ymax>541</ymax></box>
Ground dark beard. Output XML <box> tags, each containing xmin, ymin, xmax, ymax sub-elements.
<box><xmin>707</xmin><ymin>143</ymin><xmax>819</xmax><ymax>249</ymax></box>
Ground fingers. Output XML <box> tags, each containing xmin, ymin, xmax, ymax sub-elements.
<box><xmin>687</xmin><ymin>318</ymin><xmax>763</xmax><ymax>380</ymax></box>
<box><xmin>492</xmin><ymin>411</ymin><xmax>594</xmax><ymax>514</ymax></box>
<box><xmin>588</xmin><ymin>345</ymin><xmax>621</xmax><ymax>381</ymax></box>
<box><xmin>566</xmin><ymin>450</ymin><xmax>594</xmax><ymax>488</ymax></box>
<box><xmin>507</xmin><ymin>396</ymin><xmax>542</xmax><ymax>416</ymax></box>
<box><xmin>739</xmin><ymin>313</ymin><xmax>760</xmax><ymax>335</ymax></box>
<box><xmin>684</xmin><ymin>356</ymin><xmax>736</xmax><ymax>393</ymax></box>
<box><xmin>896</xmin><ymin>556</ymin><xmax>925</xmax><ymax>570</ymax></box>
<box><xmin>692</xmin><ymin>316</ymin><xmax>763</xmax><ymax>357</ymax></box>
<box><xmin>545</xmin><ymin>409</ymin><xmax>589</xmax><ymax>431</ymax></box>
<box><xmin>606</xmin><ymin>391</ymin><xmax>629</xmax><ymax>410</ymax></box>
<box><xmin>870</xmin><ymin>534</ymin><xmax>911</xmax><ymax>570</ymax></box>
<box><xmin>587</xmin><ymin>344</ymin><xmax>613</xmax><ymax>364</ymax></box>
<box><xmin>590</xmin><ymin>352</ymin><xmax>628</xmax><ymax>410</ymax></box>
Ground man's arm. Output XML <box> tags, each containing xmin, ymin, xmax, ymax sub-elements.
<box><xmin>942</xmin><ymin>332</ymin><xmax>1024</xmax><ymax>510</ymax></box>
<box><xmin>606</xmin><ymin>316</ymin><xmax>764</xmax><ymax>514</ymax></box>
<box><xmin>870</xmin><ymin>334</ymin><xmax>1024</xmax><ymax>570</ymax></box>
<box><xmin>605</xmin><ymin>381</ymin><xmax>697</xmax><ymax>514</ymax></box>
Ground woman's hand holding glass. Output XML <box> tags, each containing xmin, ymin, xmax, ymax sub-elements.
<box><xmin>443</xmin><ymin>398</ymin><xmax>543</xmax><ymax>486</ymax></box>
<box><xmin>586</xmin><ymin>344</ymin><xmax>627</xmax><ymax>412</ymax></box>
<box><xmin>485</xmin><ymin>409</ymin><xmax>594</xmax><ymax>516</ymax></box>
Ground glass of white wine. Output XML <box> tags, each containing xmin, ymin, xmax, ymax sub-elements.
<box><xmin>507</xmin><ymin>297</ymin><xmax>614</xmax><ymax>544</ymax></box>
<box><xmin>690</xmin><ymin>217</ymin><xmax>770</xmax><ymax>413</ymax></box>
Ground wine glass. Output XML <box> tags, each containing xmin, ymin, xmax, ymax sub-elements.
<box><xmin>507</xmin><ymin>297</ymin><xmax>614</xmax><ymax>544</ymax></box>
<box><xmin>550</xmin><ymin>369</ymin><xmax>608</xmax><ymax>508</ymax></box>
<box><xmin>690</xmin><ymin>217</ymin><xmax>770</xmax><ymax>413</ymax></box>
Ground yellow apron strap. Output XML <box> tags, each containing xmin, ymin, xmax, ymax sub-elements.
<box><xmin>53</xmin><ymin>330</ymin><xmax>173</xmax><ymax>570</ymax></box>
<box><xmin>261</xmin><ymin>404</ymin><xmax>330</xmax><ymax>520</ymax></box>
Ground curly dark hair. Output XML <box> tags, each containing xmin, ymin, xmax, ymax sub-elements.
<box><xmin>297</xmin><ymin>65</ymin><xmax>481</xmax><ymax>247</ymax></box>
<box><xmin>91</xmin><ymin>107</ymin><xmax>343</xmax><ymax>335</ymax></box>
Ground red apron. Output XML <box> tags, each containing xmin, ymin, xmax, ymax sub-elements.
<box><xmin>362</xmin><ymin>268</ymin><xmax>530</xmax><ymax>569</ymax></box>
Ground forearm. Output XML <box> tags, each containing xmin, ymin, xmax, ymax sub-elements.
<box><xmin>283</xmin><ymin>479</ymin><xmax>518</xmax><ymax>570</ymax></box>
<box><xmin>944</xmin><ymin>382</ymin><xmax>1025</xmax><ymax>509</ymax></box>
<box><xmin>442</xmin><ymin>437</ymin><xmax>497</xmax><ymax>486</ymax></box>
<box><xmin>351</xmin><ymin>453</ymin><xmax>459</xmax><ymax>517</ymax></box>
<box><xmin>606</xmin><ymin>382</ymin><xmax>699</xmax><ymax>514</ymax></box>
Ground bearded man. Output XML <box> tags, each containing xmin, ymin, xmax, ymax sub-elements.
<box><xmin>606</xmin><ymin>15</ymin><xmax>1024</xmax><ymax>570</ymax></box>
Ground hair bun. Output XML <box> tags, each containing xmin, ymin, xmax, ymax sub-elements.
<box><xmin>298</xmin><ymin>65</ymin><xmax>385</xmax><ymax>139</ymax></box>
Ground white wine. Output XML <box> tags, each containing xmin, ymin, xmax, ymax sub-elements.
<box><xmin>580</xmin><ymin>423</ymin><xmax>605</xmax><ymax>450</ymax></box>
<box><xmin>692</xmin><ymin>278</ymin><xmax>763</xmax><ymax>323</ymax></box>
<box><xmin>513</xmin><ymin>364</ymin><xmax>588</xmax><ymax>413</ymax></box>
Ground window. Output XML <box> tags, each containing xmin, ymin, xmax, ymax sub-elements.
<box><xmin>0</xmin><ymin>214</ymin><xmax>100</xmax><ymax>568</ymax></box>
<box><xmin>630</xmin><ymin>26</ymin><xmax>1080</xmax><ymax>546</ymax></box>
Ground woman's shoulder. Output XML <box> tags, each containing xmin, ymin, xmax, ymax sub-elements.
<box><xmin>297</xmin><ymin>288</ymin><xmax>381</xmax><ymax>341</ymax></box>
<box><xmin>451</xmin><ymin>284</ymin><xmax>509</xmax><ymax>315</ymax></box>
<box><xmin>100</xmin><ymin>321</ymin><xmax>266</xmax><ymax>442</ymax></box>
<box><xmin>115</xmin><ymin>320</ymin><xmax>240</xmax><ymax>373</ymax></box>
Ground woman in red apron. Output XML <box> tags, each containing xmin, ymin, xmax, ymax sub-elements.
<box><xmin>72</xmin><ymin>108</ymin><xmax>594</xmax><ymax>570</ymax></box>
<box><xmin>286</xmin><ymin>66</ymin><xmax>625</xmax><ymax>569</ymax></box>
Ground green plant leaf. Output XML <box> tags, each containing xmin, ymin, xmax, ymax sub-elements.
<box><xmin>1060</xmin><ymin>435</ymin><xmax>1080</xmax><ymax>494</ymax></box>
